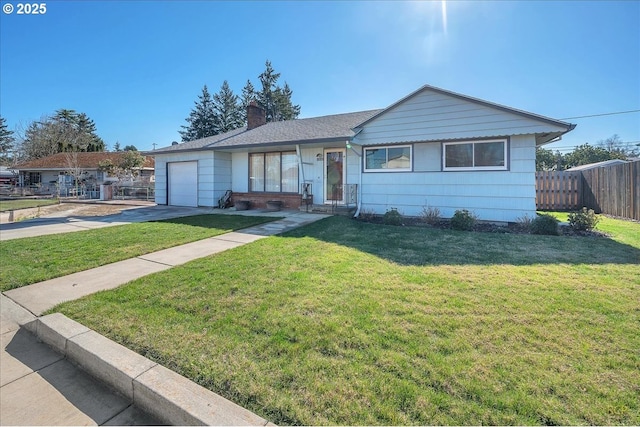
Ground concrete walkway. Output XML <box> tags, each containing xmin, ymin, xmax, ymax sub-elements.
<box><xmin>1</xmin><ymin>207</ymin><xmax>329</xmax><ymax>425</ymax></box>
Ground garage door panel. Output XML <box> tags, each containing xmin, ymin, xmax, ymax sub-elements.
<box><xmin>168</xmin><ymin>162</ymin><xmax>197</xmax><ymax>207</ymax></box>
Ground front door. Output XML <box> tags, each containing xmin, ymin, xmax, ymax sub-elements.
<box><xmin>324</xmin><ymin>149</ymin><xmax>345</xmax><ymax>204</ymax></box>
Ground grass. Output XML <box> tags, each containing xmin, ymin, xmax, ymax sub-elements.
<box><xmin>52</xmin><ymin>215</ymin><xmax>640</xmax><ymax>425</ymax></box>
<box><xmin>0</xmin><ymin>198</ymin><xmax>59</xmax><ymax>212</ymax></box>
<box><xmin>0</xmin><ymin>214</ymin><xmax>277</xmax><ymax>291</ymax></box>
<box><xmin>543</xmin><ymin>210</ymin><xmax>640</xmax><ymax>248</ymax></box>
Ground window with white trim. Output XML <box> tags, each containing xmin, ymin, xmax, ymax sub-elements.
<box><xmin>249</xmin><ymin>152</ymin><xmax>298</xmax><ymax>192</ymax></box>
<box><xmin>443</xmin><ymin>139</ymin><xmax>508</xmax><ymax>171</ymax></box>
<box><xmin>364</xmin><ymin>145</ymin><xmax>412</xmax><ymax>172</ymax></box>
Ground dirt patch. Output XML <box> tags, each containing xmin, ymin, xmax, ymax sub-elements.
<box><xmin>64</xmin><ymin>204</ymin><xmax>131</xmax><ymax>217</ymax></box>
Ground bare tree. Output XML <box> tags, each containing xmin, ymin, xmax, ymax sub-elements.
<box><xmin>64</xmin><ymin>150</ymin><xmax>85</xmax><ymax>198</ymax></box>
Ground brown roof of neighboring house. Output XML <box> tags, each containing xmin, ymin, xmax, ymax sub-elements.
<box><xmin>14</xmin><ymin>152</ymin><xmax>155</xmax><ymax>170</ymax></box>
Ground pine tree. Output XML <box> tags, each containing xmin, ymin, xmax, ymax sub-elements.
<box><xmin>258</xmin><ymin>60</ymin><xmax>281</xmax><ymax>123</ymax></box>
<box><xmin>17</xmin><ymin>110</ymin><xmax>105</xmax><ymax>160</ymax></box>
<box><xmin>213</xmin><ymin>80</ymin><xmax>244</xmax><ymax>133</ymax></box>
<box><xmin>74</xmin><ymin>112</ymin><xmax>105</xmax><ymax>151</ymax></box>
<box><xmin>240</xmin><ymin>79</ymin><xmax>256</xmax><ymax>124</ymax></box>
<box><xmin>50</xmin><ymin>109</ymin><xmax>105</xmax><ymax>152</ymax></box>
<box><xmin>0</xmin><ymin>116</ymin><xmax>15</xmax><ymax>165</ymax></box>
<box><xmin>179</xmin><ymin>85</ymin><xmax>217</xmax><ymax>142</ymax></box>
<box><xmin>274</xmin><ymin>82</ymin><xmax>301</xmax><ymax>121</ymax></box>
<box><xmin>257</xmin><ymin>60</ymin><xmax>300</xmax><ymax>123</ymax></box>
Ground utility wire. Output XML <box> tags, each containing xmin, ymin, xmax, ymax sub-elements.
<box><xmin>560</xmin><ymin>109</ymin><xmax>640</xmax><ymax>120</ymax></box>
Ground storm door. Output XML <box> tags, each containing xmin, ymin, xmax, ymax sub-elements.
<box><xmin>324</xmin><ymin>149</ymin><xmax>345</xmax><ymax>204</ymax></box>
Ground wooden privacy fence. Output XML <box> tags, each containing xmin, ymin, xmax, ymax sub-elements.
<box><xmin>581</xmin><ymin>161</ymin><xmax>639</xmax><ymax>220</ymax></box>
<box><xmin>536</xmin><ymin>161</ymin><xmax>639</xmax><ymax>220</ymax></box>
<box><xmin>535</xmin><ymin>171</ymin><xmax>582</xmax><ymax>210</ymax></box>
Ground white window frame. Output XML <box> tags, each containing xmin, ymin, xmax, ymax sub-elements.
<box><xmin>363</xmin><ymin>145</ymin><xmax>413</xmax><ymax>172</ymax></box>
<box><xmin>442</xmin><ymin>139</ymin><xmax>508</xmax><ymax>171</ymax></box>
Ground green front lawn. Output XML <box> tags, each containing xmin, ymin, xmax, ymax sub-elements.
<box><xmin>0</xmin><ymin>214</ymin><xmax>277</xmax><ymax>291</ymax></box>
<box><xmin>0</xmin><ymin>198</ymin><xmax>59</xmax><ymax>212</ymax></box>
<box><xmin>53</xmin><ymin>215</ymin><xmax>640</xmax><ymax>425</ymax></box>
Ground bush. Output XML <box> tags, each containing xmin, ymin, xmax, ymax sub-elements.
<box><xmin>530</xmin><ymin>214</ymin><xmax>559</xmax><ymax>235</ymax></box>
<box><xmin>420</xmin><ymin>205</ymin><xmax>441</xmax><ymax>225</ymax></box>
<box><xmin>450</xmin><ymin>209</ymin><xmax>477</xmax><ymax>231</ymax></box>
<box><xmin>383</xmin><ymin>208</ymin><xmax>403</xmax><ymax>226</ymax></box>
<box><xmin>568</xmin><ymin>207</ymin><xmax>600</xmax><ymax>231</ymax></box>
<box><xmin>515</xmin><ymin>214</ymin><xmax>534</xmax><ymax>231</ymax></box>
<box><xmin>358</xmin><ymin>208</ymin><xmax>376</xmax><ymax>222</ymax></box>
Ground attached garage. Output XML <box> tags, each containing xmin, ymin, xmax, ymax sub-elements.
<box><xmin>168</xmin><ymin>161</ymin><xmax>198</xmax><ymax>207</ymax></box>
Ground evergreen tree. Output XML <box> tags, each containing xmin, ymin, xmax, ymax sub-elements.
<box><xmin>213</xmin><ymin>80</ymin><xmax>243</xmax><ymax>133</ymax></box>
<box><xmin>0</xmin><ymin>116</ymin><xmax>15</xmax><ymax>165</ymax></box>
<box><xmin>17</xmin><ymin>110</ymin><xmax>105</xmax><ymax>161</ymax></box>
<box><xmin>273</xmin><ymin>82</ymin><xmax>301</xmax><ymax>121</ymax></box>
<box><xmin>74</xmin><ymin>112</ymin><xmax>105</xmax><ymax>151</ymax></box>
<box><xmin>258</xmin><ymin>60</ymin><xmax>281</xmax><ymax>123</ymax></box>
<box><xmin>257</xmin><ymin>60</ymin><xmax>300</xmax><ymax>123</ymax></box>
<box><xmin>49</xmin><ymin>109</ymin><xmax>105</xmax><ymax>152</ymax></box>
<box><xmin>179</xmin><ymin>85</ymin><xmax>217</xmax><ymax>142</ymax></box>
<box><xmin>240</xmin><ymin>79</ymin><xmax>256</xmax><ymax>124</ymax></box>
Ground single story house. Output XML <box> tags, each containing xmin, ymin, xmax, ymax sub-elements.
<box><xmin>13</xmin><ymin>152</ymin><xmax>155</xmax><ymax>194</ymax></box>
<box><xmin>151</xmin><ymin>84</ymin><xmax>575</xmax><ymax>222</ymax></box>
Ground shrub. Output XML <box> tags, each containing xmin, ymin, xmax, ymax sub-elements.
<box><xmin>420</xmin><ymin>205</ymin><xmax>441</xmax><ymax>225</ymax></box>
<box><xmin>450</xmin><ymin>209</ymin><xmax>477</xmax><ymax>231</ymax></box>
<box><xmin>358</xmin><ymin>208</ymin><xmax>376</xmax><ymax>222</ymax></box>
<box><xmin>530</xmin><ymin>214</ymin><xmax>559</xmax><ymax>235</ymax></box>
<box><xmin>515</xmin><ymin>214</ymin><xmax>534</xmax><ymax>231</ymax></box>
<box><xmin>383</xmin><ymin>208</ymin><xmax>403</xmax><ymax>226</ymax></box>
<box><xmin>568</xmin><ymin>207</ymin><xmax>600</xmax><ymax>231</ymax></box>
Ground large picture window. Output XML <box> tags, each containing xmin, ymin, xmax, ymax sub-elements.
<box><xmin>364</xmin><ymin>145</ymin><xmax>412</xmax><ymax>172</ymax></box>
<box><xmin>443</xmin><ymin>139</ymin><xmax>508</xmax><ymax>171</ymax></box>
<box><xmin>249</xmin><ymin>152</ymin><xmax>298</xmax><ymax>193</ymax></box>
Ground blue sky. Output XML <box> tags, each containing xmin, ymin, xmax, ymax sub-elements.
<box><xmin>1</xmin><ymin>1</ymin><xmax>638</xmax><ymax>153</ymax></box>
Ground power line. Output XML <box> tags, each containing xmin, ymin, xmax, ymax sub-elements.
<box><xmin>560</xmin><ymin>109</ymin><xmax>640</xmax><ymax>120</ymax></box>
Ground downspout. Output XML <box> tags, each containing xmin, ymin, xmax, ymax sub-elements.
<box><xmin>346</xmin><ymin>138</ymin><xmax>363</xmax><ymax>218</ymax></box>
<box><xmin>295</xmin><ymin>144</ymin><xmax>305</xmax><ymax>192</ymax></box>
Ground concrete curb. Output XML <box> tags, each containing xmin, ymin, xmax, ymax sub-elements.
<box><xmin>30</xmin><ymin>313</ymin><xmax>272</xmax><ymax>426</ymax></box>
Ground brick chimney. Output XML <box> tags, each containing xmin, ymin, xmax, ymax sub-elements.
<box><xmin>247</xmin><ymin>101</ymin><xmax>266</xmax><ymax>130</ymax></box>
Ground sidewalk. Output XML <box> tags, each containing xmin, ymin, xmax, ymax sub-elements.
<box><xmin>1</xmin><ymin>209</ymin><xmax>329</xmax><ymax>425</ymax></box>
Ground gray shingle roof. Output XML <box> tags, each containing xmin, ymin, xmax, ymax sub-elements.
<box><xmin>153</xmin><ymin>109</ymin><xmax>383</xmax><ymax>153</ymax></box>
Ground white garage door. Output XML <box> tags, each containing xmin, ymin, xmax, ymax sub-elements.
<box><xmin>168</xmin><ymin>162</ymin><xmax>198</xmax><ymax>207</ymax></box>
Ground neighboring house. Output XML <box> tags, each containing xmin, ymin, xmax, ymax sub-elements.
<box><xmin>0</xmin><ymin>166</ymin><xmax>17</xmax><ymax>185</ymax></box>
<box><xmin>13</xmin><ymin>152</ymin><xmax>155</xmax><ymax>194</ymax></box>
<box><xmin>151</xmin><ymin>84</ymin><xmax>575</xmax><ymax>222</ymax></box>
<box><xmin>566</xmin><ymin>159</ymin><xmax>629</xmax><ymax>171</ymax></box>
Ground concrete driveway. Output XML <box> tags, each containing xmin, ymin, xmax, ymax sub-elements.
<box><xmin>0</xmin><ymin>204</ymin><xmax>217</xmax><ymax>241</ymax></box>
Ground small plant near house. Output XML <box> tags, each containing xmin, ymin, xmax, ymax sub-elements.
<box><xmin>358</xmin><ymin>208</ymin><xmax>377</xmax><ymax>222</ymax></box>
<box><xmin>514</xmin><ymin>214</ymin><xmax>534</xmax><ymax>232</ymax></box>
<box><xmin>568</xmin><ymin>207</ymin><xmax>600</xmax><ymax>231</ymax></box>
<box><xmin>450</xmin><ymin>209</ymin><xmax>477</xmax><ymax>231</ymax></box>
<box><xmin>420</xmin><ymin>204</ymin><xmax>441</xmax><ymax>225</ymax></box>
<box><xmin>530</xmin><ymin>213</ymin><xmax>560</xmax><ymax>235</ymax></box>
<box><xmin>383</xmin><ymin>208</ymin><xmax>403</xmax><ymax>226</ymax></box>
